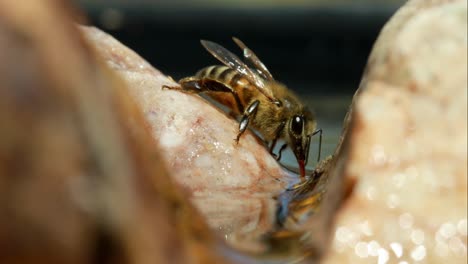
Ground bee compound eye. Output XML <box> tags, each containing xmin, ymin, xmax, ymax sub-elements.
<box><xmin>291</xmin><ymin>115</ymin><xmax>304</xmax><ymax>136</ymax></box>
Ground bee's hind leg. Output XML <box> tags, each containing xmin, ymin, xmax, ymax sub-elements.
<box><xmin>235</xmin><ymin>100</ymin><xmax>259</xmax><ymax>144</ymax></box>
<box><xmin>162</xmin><ymin>77</ymin><xmax>202</xmax><ymax>92</ymax></box>
<box><xmin>163</xmin><ymin>78</ymin><xmax>244</xmax><ymax>117</ymax></box>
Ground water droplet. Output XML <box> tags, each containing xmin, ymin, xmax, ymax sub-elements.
<box><xmin>405</xmin><ymin>166</ymin><xmax>419</xmax><ymax>179</ymax></box>
<box><xmin>368</xmin><ymin>240</ymin><xmax>381</xmax><ymax>256</ymax></box>
<box><xmin>448</xmin><ymin>237</ymin><xmax>464</xmax><ymax>254</ymax></box>
<box><xmin>440</xmin><ymin>222</ymin><xmax>457</xmax><ymax>238</ymax></box>
<box><xmin>359</xmin><ymin>221</ymin><xmax>373</xmax><ymax>236</ymax></box>
<box><xmin>399</xmin><ymin>213</ymin><xmax>413</xmax><ymax>229</ymax></box>
<box><xmin>336</xmin><ymin>226</ymin><xmax>359</xmax><ymax>246</ymax></box>
<box><xmin>366</xmin><ymin>186</ymin><xmax>377</xmax><ymax>200</ymax></box>
<box><xmin>387</xmin><ymin>194</ymin><xmax>400</xmax><ymax>208</ymax></box>
<box><xmin>457</xmin><ymin>219</ymin><xmax>467</xmax><ymax>236</ymax></box>
<box><xmin>332</xmin><ymin>237</ymin><xmax>346</xmax><ymax>252</ymax></box>
<box><xmin>410</xmin><ymin>245</ymin><xmax>426</xmax><ymax>261</ymax></box>
<box><xmin>390</xmin><ymin>242</ymin><xmax>403</xmax><ymax>258</ymax></box>
<box><xmin>336</xmin><ymin>226</ymin><xmax>350</xmax><ymax>243</ymax></box>
<box><xmin>435</xmin><ymin>241</ymin><xmax>450</xmax><ymax>257</ymax></box>
<box><xmin>377</xmin><ymin>248</ymin><xmax>390</xmax><ymax>264</ymax></box>
<box><xmin>411</xmin><ymin>229</ymin><xmax>425</xmax><ymax>245</ymax></box>
<box><xmin>392</xmin><ymin>173</ymin><xmax>406</xmax><ymax>188</ymax></box>
<box><xmin>371</xmin><ymin>145</ymin><xmax>387</xmax><ymax>166</ymax></box>
<box><xmin>355</xmin><ymin>242</ymin><xmax>369</xmax><ymax>258</ymax></box>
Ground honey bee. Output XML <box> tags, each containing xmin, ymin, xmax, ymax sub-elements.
<box><xmin>163</xmin><ymin>37</ymin><xmax>322</xmax><ymax>178</ymax></box>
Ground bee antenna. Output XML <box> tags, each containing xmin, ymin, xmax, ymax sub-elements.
<box><xmin>310</xmin><ymin>129</ymin><xmax>322</xmax><ymax>162</ymax></box>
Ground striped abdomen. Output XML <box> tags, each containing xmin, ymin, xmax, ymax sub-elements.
<box><xmin>195</xmin><ymin>65</ymin><xmax>252</xmax><ymax>91</ymax></box>
<box><xmin>194</xmin><ymin>65</ymin><xmax>258</xmax><ymax>114</ymax></box>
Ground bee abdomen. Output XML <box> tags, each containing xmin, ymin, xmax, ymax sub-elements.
<box><xmin>197</xmin><ymin>66</ymin><xmax>241</xmax><ymax>84</ymax></box>
<box><xmin>196</xmin><ymin>65</ymin><xmax>217</xmax><ymax>79</ymax></box>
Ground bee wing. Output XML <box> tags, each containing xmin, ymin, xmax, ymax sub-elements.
<box><xmin>232</xmin><ymin>37</ymin><xmax>274</xmax><ymax>81</ymax></box>
<box><xmin>201</xmin><ymin>40</ymin><xmax>279</xmax><ymax>105</ymax></box>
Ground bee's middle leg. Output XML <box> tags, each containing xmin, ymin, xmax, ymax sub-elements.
<box><xmin>235</xmin><ymin>100</ymin><xmax>260</xmax><ymax>143</ymax></box>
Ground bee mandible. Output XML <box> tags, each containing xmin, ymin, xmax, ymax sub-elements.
<box><xmin>163</xmin><ymin>37</ymin><xmax>322</xmax><ymax>178</ymax></box>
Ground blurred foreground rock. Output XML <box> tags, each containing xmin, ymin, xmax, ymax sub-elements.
<box><xmin>0</xmin><ymin>1</ymin><xmax>233</xmax><ymax>263</ymax></box>
<box><xmin>323</xmin><ymin>0</ymin><xmax>467</xmax><ymax>263</ymax></box>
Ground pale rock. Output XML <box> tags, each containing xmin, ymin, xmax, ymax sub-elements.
<box><xmin>323</xmin><ymin>0</ymin><xmax>467</xmax><ymax>263</ymax></box>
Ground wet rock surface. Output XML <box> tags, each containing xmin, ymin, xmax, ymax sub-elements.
<box><xmin>82</xmin><ymin>27</ymin><xmax>297</xmax><ymax>253</ymax></box>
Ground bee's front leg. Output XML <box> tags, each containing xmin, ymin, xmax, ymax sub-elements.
<box><xmin>235</xmin><ymin>100</ymin><xmax>259</xmax><ymax>144</ymax></box>
<box><xmin>269</xmin><ymin>121</ymin><xmax>286</xmax><ymax>159</ymax></box>
<box><xmin>274</xmin><ymin>144</ymin><xmax>288</xmax><ymax>161</ymax></box>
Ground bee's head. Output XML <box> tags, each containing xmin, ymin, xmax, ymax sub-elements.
<box><xmin>286</xmin><ymin>109</ymin><xmax>317</xmax><ymax>177</ymax></box>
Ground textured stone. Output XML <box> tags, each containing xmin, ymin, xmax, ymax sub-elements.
<box><xmin>323</xmin><ymin>0</ymin><xmax>467</xmax><ymax>263</ymax></box>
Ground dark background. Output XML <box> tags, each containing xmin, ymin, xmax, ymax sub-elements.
<box><xmin>74</xmin><ymin>0</ymin><xmax>403</xmax><ymax>95</ymax></box>
<box><xmin>73</xmin><ymin>0</ymin><xmax>404</xmax><ymax>164</ymax></box>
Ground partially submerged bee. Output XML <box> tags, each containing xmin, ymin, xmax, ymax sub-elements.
<box><xmin>163</xmin><ymin>38</ymin><xmax>322</xmax><ymax>178</ymax></box>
